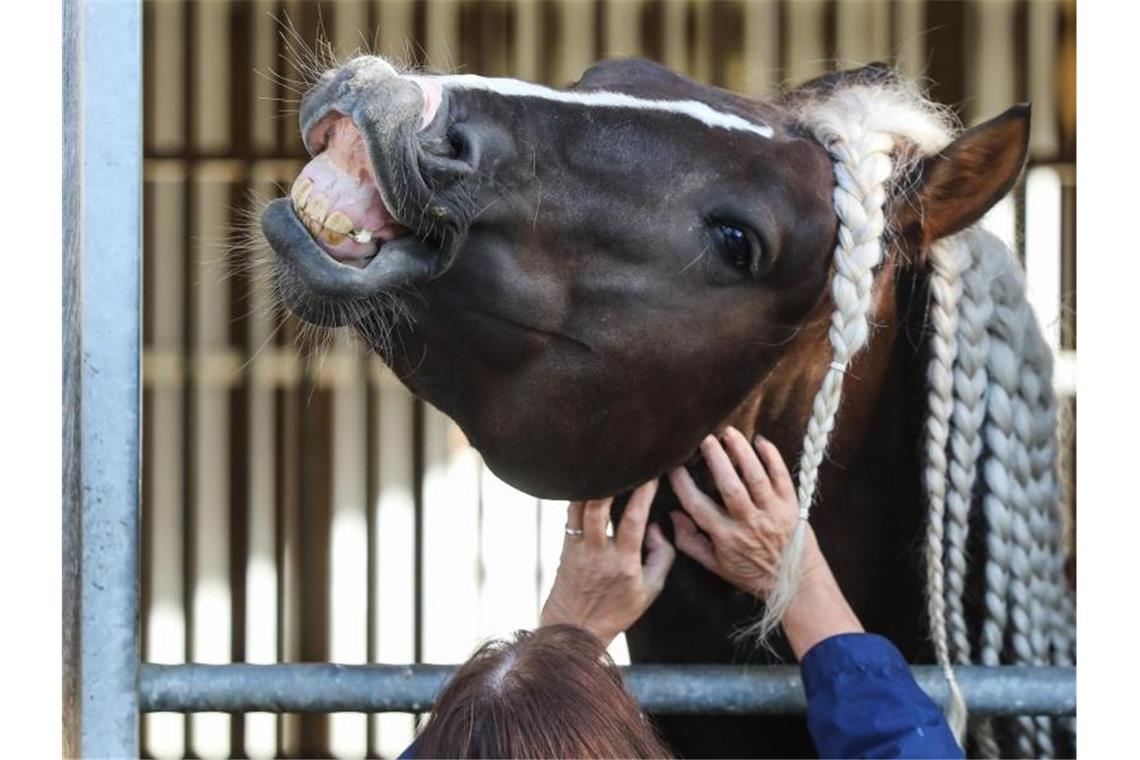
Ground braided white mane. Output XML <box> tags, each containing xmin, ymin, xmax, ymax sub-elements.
<box><xmin>758</xmin><ymin>75</ymin><xmax>1075</xmax><ymax>758</ymax></box>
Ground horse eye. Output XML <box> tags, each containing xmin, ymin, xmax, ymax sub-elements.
<box><xmin>714</xmin><ymin>224</ymin><xmax>753</xmax><ymax>272</ymax></box>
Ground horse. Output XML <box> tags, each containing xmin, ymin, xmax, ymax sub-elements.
<box><xmin>255</xmin><ymin>54</ymin><xmax>1074</xmax><ymax>758</ymax></box>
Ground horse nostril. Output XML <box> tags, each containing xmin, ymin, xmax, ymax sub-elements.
<box><xmin>421</xmin><ymin>128</ymin><xmax>471</xmax><ymax>162</ymax></box>
<box><xmin>435</xmin><ymin>124</ymin><xmax>471</xmax><ymax>167</ymax></box>
<box><xmin>448</xmin><ymin>130</ymin><xmax>467</xmax><ymax>162</ymax></box>
<box><xmin>419</xmin><ymin>124</ymin><xmax>478</xmax><ymax>185</ymax></box>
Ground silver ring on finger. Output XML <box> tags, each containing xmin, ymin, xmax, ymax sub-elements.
<box><xmin>564</xmin><ymin>526</ymin><xmax>584</xmax><ymax>538</ymax></box>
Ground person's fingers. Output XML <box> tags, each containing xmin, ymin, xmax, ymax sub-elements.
<box><xmin>700</xmin><ymin>434</ymin><xmax>753</xmax><ymax>519</ymax></box>
<box><xmin>669</xmin><ymin>511</ymin><xmax>719</xmax><ymax>575</ymax></box>
<box><xmin>642</xmin><ymin>523</ymin><xmax>676</xmax><ymax>594</ymax></box>
<box><xmin>617</xmin><ymin>480</ymin><xmax>657</xmax><ymax>554</ymax></box>
<box><xmin>582</xmin><ymin>497</ymin><xmax>613</xmax><ymax>548</ymax></box>
<box><xmin>754</xmin><ymin>435</ymin><xmax>795</xmax><ymax>501</ymax></box>
<box><xmin>566</xmin><ymin>501</ymin><xmax>585</xmax><ymax>531</ymax></box>
<box><xmin>723</xmin><ymin>427</ymin><xmax>771</xmax><ymax>507</ymax></box>
<box><xmin>668</xmin><ymin>466</ymin><xmax>728</xmax><ymax>535</ymax></box>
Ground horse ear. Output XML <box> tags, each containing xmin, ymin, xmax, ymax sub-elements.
<box><xmin>896</xmin><ymin>104</ymin><xmax>1031</xmax><ymax>248</ymax></box>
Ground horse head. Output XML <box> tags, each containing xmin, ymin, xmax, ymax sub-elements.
<box><xmin>259</xmin><ymin>56</ymin><xmax>1028</xmax><ymax>501</ymax></box>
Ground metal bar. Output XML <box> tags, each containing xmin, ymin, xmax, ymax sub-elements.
<box><xmin>64</xmin><ymin>1</ymin><xmax>144</xmax><ymax>758</ymax></box>
<box><xmin>140</xmin><ymin>664</ymin><xmax>1075</xmax><ymax>717</ymax></box>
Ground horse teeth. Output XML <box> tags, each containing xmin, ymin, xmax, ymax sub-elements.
<box><xmin>305</xmin><ymin>216</ymin><xmax>323</xmax><ymax>237</ymax></box>
<box><xmin>290</xmin><ymin>178</ymin><xmax>314</xmax><ymax>211</ymax></box>
<box><xmin>307</xmin><ymin>192</ymin><xmax>331</xmax><ymax>224</ymax></box>
<box><xmin>324</xmin><ymin>211</ymin><xmax>354</xmax><ymax>235</ymax></box>
<box><xmin>321</xmin><ymin>228</ymin><xmax>346</xmax><ymax>246</ymax></box>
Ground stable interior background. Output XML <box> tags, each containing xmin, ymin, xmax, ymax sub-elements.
<box><xmin>139</xmin><ymin>1</ymin><xmax>1077</xmax><ymax>757</ymax></box>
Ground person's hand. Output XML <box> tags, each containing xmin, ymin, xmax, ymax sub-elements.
<box><xmin>668</xmin><ymin>428</ymin><xmax>860</xmax><ymax>658</ymax></box>
<box><xmin>539</xmin><ymin>480</ymin><xmax>676</xmax><ymax>647</ymax></box>
<box><xmin>668</xmin><ymin>428</ymin><xmax>824</xmax><ymax>597</ymax></box>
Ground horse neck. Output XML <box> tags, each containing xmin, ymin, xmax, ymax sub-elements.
<box><xmin>720</xmin><ymin>255</ymin><xmax>931</xmax><ymax>652</ymax></box>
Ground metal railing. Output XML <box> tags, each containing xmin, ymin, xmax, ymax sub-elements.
<box><xmin>64</xmin><ymin>2</ymin><xmax>1077</xmax><ymax>758</ymax></box>
<box><xmin>139</xmin><ymin>662</ymin><xmax>1075</xmax><ymax>718</ymax></box>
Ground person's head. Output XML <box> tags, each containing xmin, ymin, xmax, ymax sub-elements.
<box><xmin>413</xmin><ymin>625</ymin><xmax>670</xmax><ymax>758</ymax></box>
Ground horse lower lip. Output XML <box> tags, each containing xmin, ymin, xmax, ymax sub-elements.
<box><xmin>261</xmin><ymin>198</ymin><xmax>436</xmax><ymax>302</ymax></box>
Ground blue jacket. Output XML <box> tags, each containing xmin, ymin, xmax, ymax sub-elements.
<box><xmin>801</xmin><ymin>633</ymin><xmax>963</xmax><ymax>758</ymax></box>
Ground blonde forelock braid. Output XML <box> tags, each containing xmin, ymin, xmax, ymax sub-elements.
<box><xmin>747</xmin><ymin>82</ymin><xmax>954</xmax><ymax>644</ymax></box>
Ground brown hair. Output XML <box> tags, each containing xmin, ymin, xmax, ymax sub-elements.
<box><xmin>413</xmin><ymin>625</ymin><xmax>671</xmax><ymax>758</ymax></box>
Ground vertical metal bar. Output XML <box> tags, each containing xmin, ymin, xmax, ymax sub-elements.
<box><xmin>552</xmin><ymin>0</ymin><xmax>596</xmax><ymax>86</ymax></box>
<box><xmin>245</xmin><ymin>164</ymin><xmax>288</xmax><ymax>760</ymax></box>
<box><xmin>1026</xmin><ymin>0</ymin><xmax>1060</xmax><ymax>160</ymax></box>
<box><xmin>142</xmin><ymin>162</ymin><xmax>189</xmax><ymax>760</ymax></box>
<box><xmin>742</xmin><ymin>0</ymin><xmax>779</xmax><ymax>97</ymax></box>
<box><xmin>892</xmin><ymin>0</ymin><xmax>926</xmax><ymax>81</ymax></box>
<box><xmin>835</xmin><ymin>0</ymin><xmax>890</xmax><ymax>65</ymax></box>
<box><xmin>147</xmin><ymin>0</ymin><xmax>185</xmax><ymax>153</ymax></box>
<box><xmin>603</xmin><ymin>0</ymin><xmax>643</xmax><ymax>58</ymax></box>
<box><xmin>690</xmin><ymin>0</ymin><xmax>713</xmax><ymax>83</ymax></box>
<box><xmin>783</xmin><ymin>0</ymin><xmax>828</xmax><ymax>82</ymax></box>
<box><xmin>63</xmin><ymin>3</ymin><xmax>80</xmax><ymax>755</ymax></box>
<box><xmin>328</xmin><ymin>337</ymin><xmax>370</xmax><ymax>759</ymax></box>
<box><xmin>425</xmin><ymin>0</ymin><xmax>462</xmax><ymax>72</ymax></box>
<box><xmin>968</xmin><ymin>0</ymin><xmax>1018</xmax><ymax>126</ymax></box>
<box><xmin>513</xmin><ymin>0</ymin><xmax>541</xmax><ymax>82</ymax></box>
<box><xmin>371</xmin><ymin>365</ymin><xmax>418</xmax><ymax>758</ymax></box>
<box><xmin>64</xmin><ymin>1</ymin><xmax>143</xmax><ymax>757</ymax></box>
<box><xmin>190</xmin><ymin>162</ymin><xmax>240</xmax><ymax>760</ymax></box>
<box><xmin>661</xmin><ymin>0</ymin><xmax>688</xmax><ymax>75</ymax></box>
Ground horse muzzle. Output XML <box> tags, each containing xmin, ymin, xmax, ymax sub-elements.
<box><xmin>259</xmin><ymin>56</ymin><xmax>465</xmax><ymax>326</ymax></box>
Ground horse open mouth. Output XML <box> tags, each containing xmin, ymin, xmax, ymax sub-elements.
<box><xmin>260</xmin><ymin>112</ymin><xmax>439</xmax><ymax>325</ymax></box>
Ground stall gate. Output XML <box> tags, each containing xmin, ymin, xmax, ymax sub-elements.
<box><xmin>64</xmin><ymin>1</ymin><xmax>1076</xmax><ymax>759</ymax></box>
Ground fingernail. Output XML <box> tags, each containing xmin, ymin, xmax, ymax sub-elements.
<box><xmin>754</xmin><ymin>434</ymin><xmax>764</xmax><ymax>446</ymax></box>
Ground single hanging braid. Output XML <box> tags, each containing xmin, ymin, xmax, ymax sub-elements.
<box><xmin>748</xmin><ymin>93</ymin><xmax>897</xmax><ymax>642</ymax></box>
<box><xmin>751</xmin><ymin>80</ymin><xmax>955</xmax><ymax>647</ymax></box>
<box><xmin>943</xmin><ymin>233</ymin><xmax>993</xmax><ymax>674</ymax></box>
<box><xmin>922</xmin><ymin>235</ymin><xmax>972</xmax><ymax>741</ymax></box>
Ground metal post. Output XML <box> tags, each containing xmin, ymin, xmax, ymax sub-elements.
<box><xmin>63</xmin><ymin>1</ymin><xmax>143</xmax><ymax>757</ymax></box>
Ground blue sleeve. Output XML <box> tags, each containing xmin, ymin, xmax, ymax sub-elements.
<box><xmin>800</xmin><ymin>633</ymin><xmax>964</xmax><ymax>759</ymax></box>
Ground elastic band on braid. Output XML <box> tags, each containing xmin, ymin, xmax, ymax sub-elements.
<box><xmin>923</xmin><ymin>235</ymin><xmax>971</xmax><ymax>740</ymax></box>
<box><xmin>747</xmin><ymin>95</ymin><xmax>896</xmax><ymax>643</ymax></box>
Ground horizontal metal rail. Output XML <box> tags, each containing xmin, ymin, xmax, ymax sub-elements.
<box><xmin>140</xmin><ymin>663</ymin><xmax>1074</xmax><ymax>717</ymax></box>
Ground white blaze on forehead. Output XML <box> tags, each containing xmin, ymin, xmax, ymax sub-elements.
<box><xmin>430</xmin><ymin>74</ymin><xmax>775</xmax><ymax>139</ymax></box>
